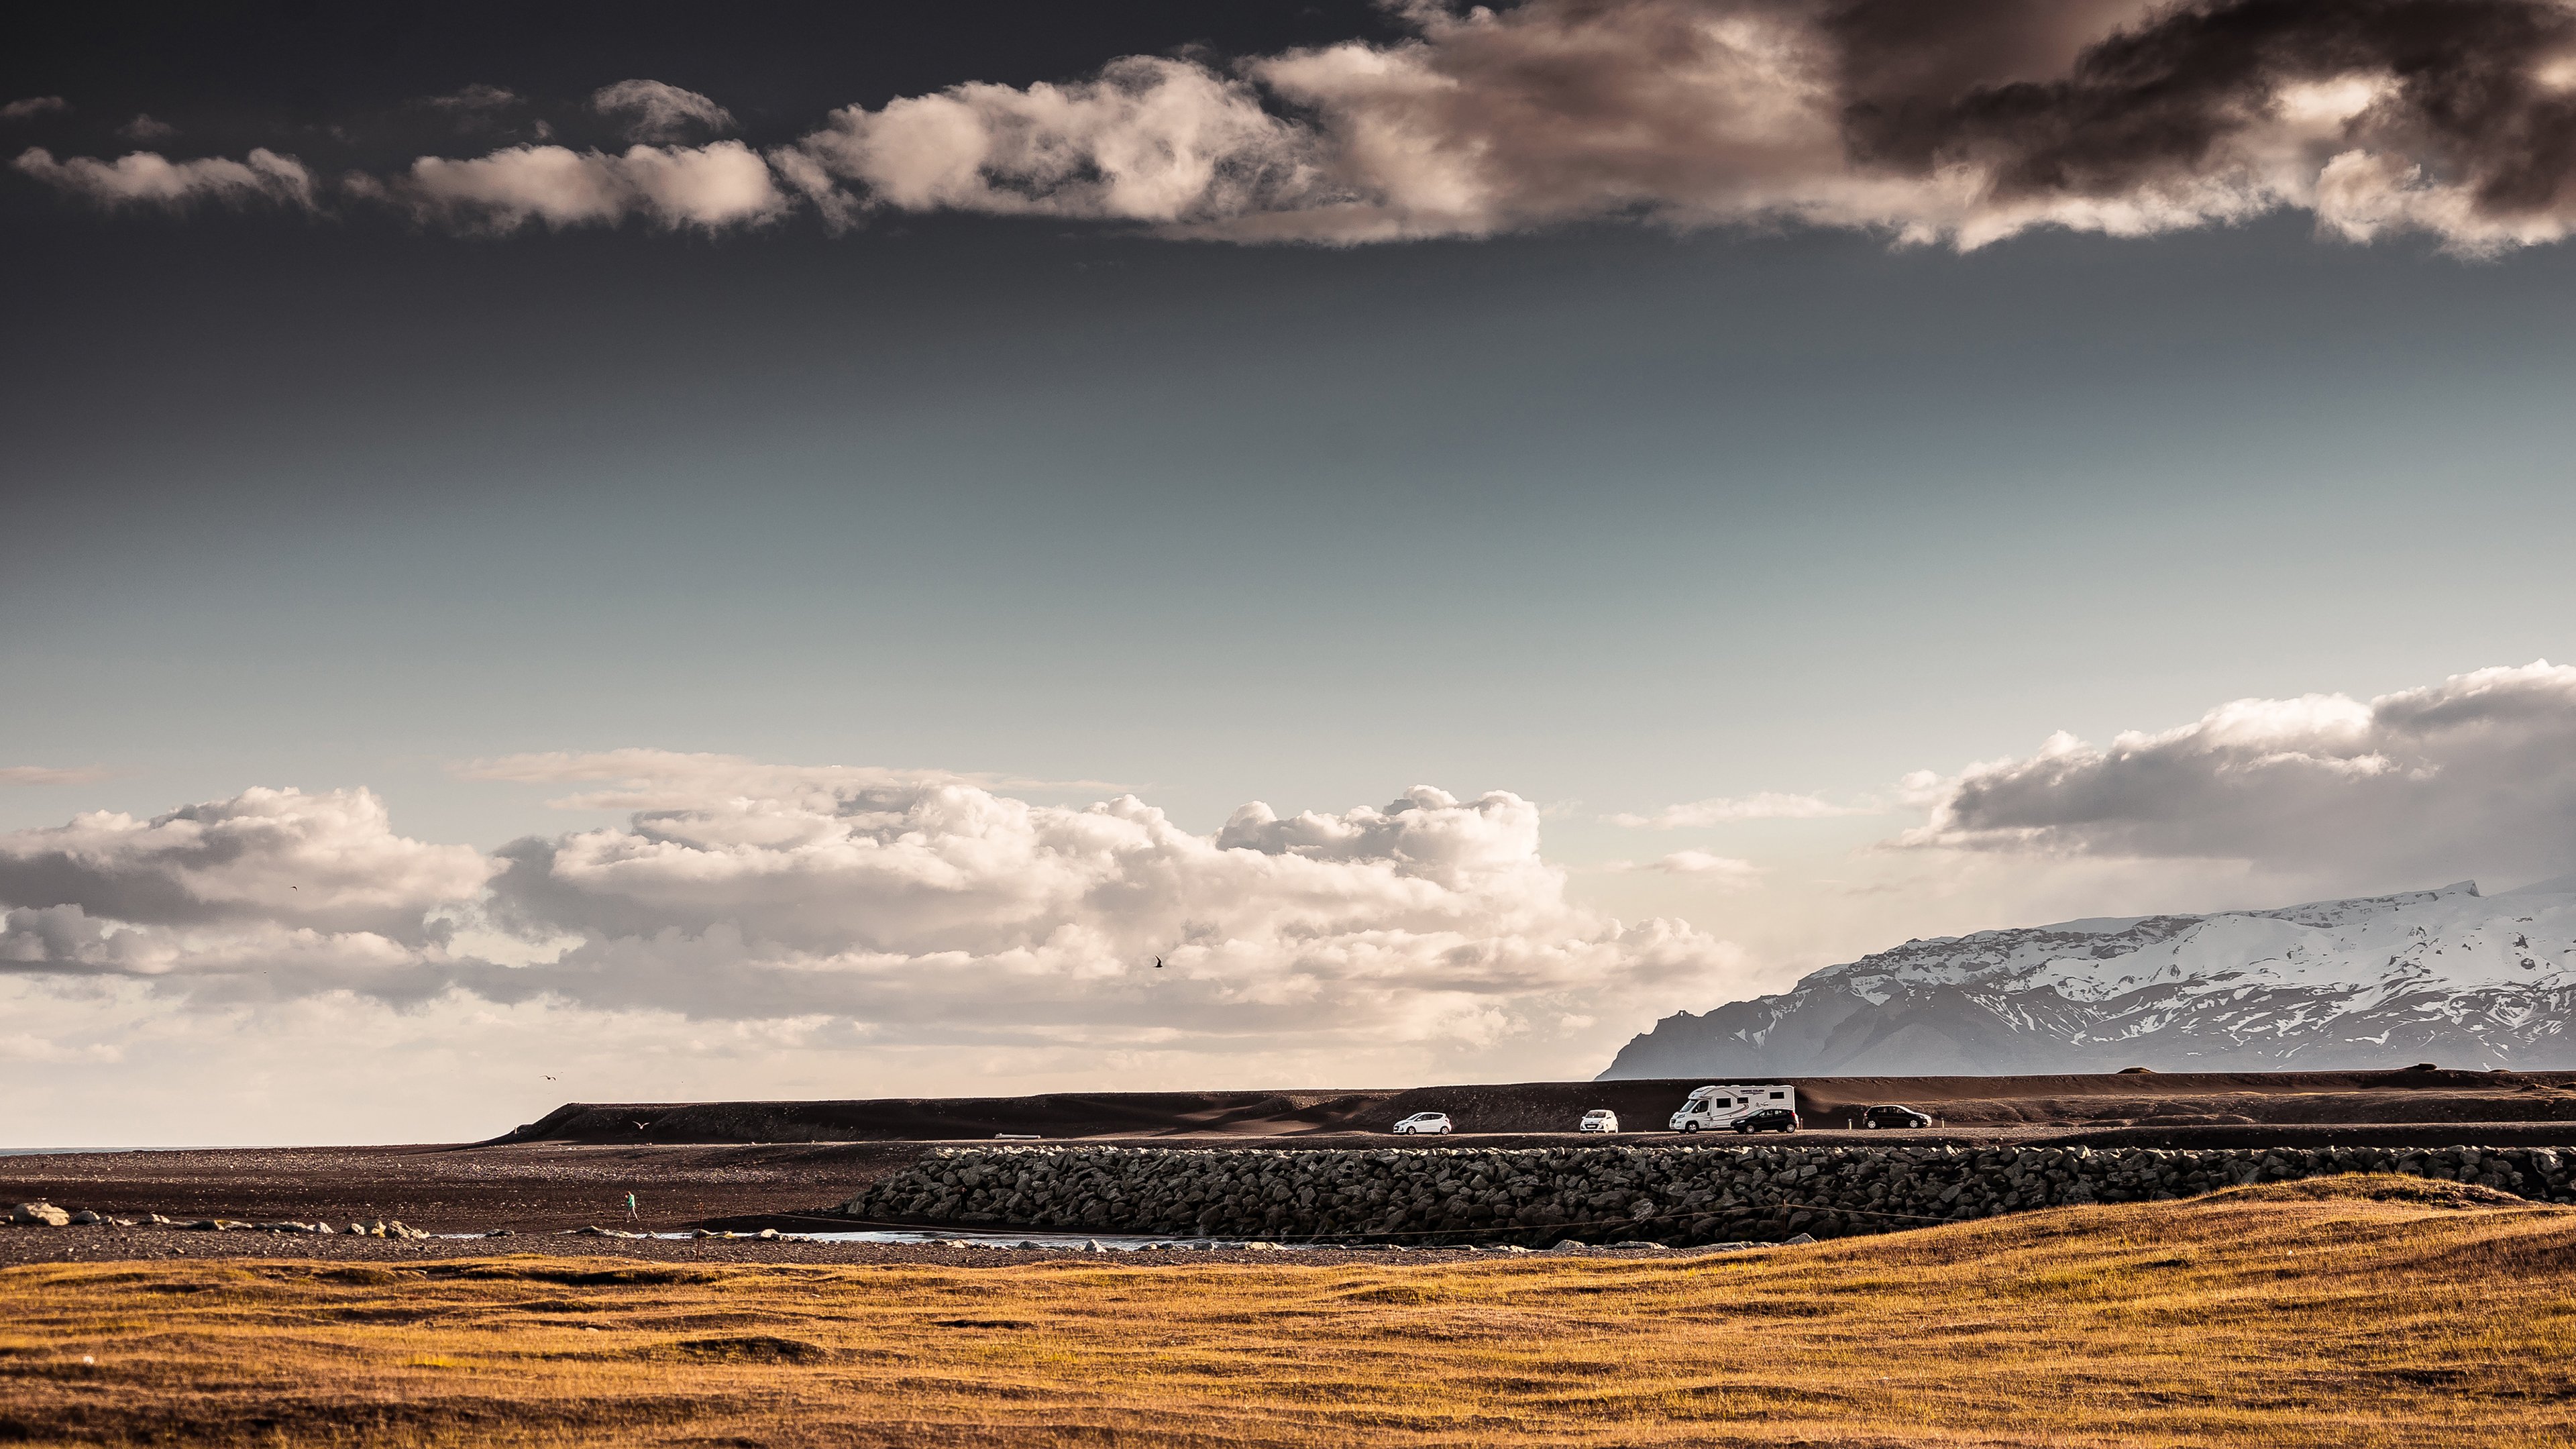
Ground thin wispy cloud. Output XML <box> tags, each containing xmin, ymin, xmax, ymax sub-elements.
<box><xmin>0</xmin><ymin>1032</ymin><xmax>121</xmax><ymax>1065</ymax></box>
<box><xmin>1602</xmin><ymin>851</ymin><xmax>1765</xmax><ymax>885</ymax></box>
<box><xmin>0</xmin><ymin>765</ymin><xmax>116</xmax><ymax>787</ymax></box>
<box><xmin>592</xmin><ymin>80</ymin><xmax>736</xmax><ymax>142</ymax></box>
<box><xmin>2</xmin><ymin>96</ymin><xmax>68</xmax><ymax>121</ymax></box>
<box><xmin>421</xmin><ymin>83</ymin><xmax>521</xmax><ymax>115</ymax></box>
<box><xmin>1608</xmin><ymin>792</ymin><xmax>1877</xmax><ymax>828</ymax></box>
<box><xmin>454</xmin><ymin>749</ymin><xmax>1125</xmax><ymax>808</ymax></box>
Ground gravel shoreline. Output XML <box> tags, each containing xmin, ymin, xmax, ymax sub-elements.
<box><xmin>0</xmin><ymin>1222</ymin><xmax>1768</xmax><ymax>1271</ymax></box>
<box><xmin>14</xmin><ymin>1124</ymin><xmax>2573</xmax><ymax>1265</ymax></box>
<box><xmin>0</xmin><ymin>1141</ymin><xmax>928</xmax><ymax>1238</ymax></box>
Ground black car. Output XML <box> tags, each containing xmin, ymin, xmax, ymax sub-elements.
<box><xmin>1862</xmin><ymin>1104</ymin><xmax>1933</xmax><ymax>1130</ymax></box>
<box><xmin>1734</xmin><ymin>1108</ymin><xmax>1800</xmax><ymax>1134</ymax></box>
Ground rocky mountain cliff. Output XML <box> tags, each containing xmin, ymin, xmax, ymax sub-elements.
<box><xmin>1601</xmin><ymin>878</ymin><xmax>2576</xmax><ymax>1078</ymax></box>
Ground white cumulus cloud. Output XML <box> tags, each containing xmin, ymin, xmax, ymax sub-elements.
<box><xmin>1896</xmin><ymin>660</ymin><xmax>2576</xmax><ymax>888</ymax></box>
<box><xmin>0</xmin><ymin>786</ymin><xmax>494</xmax><ymax>936</ymax></box>
<box><xmin>12</xmin><ymin>146</ymin><xmax>316</xmax><ymax>211</ymax></box>
<box><xmin>0</xmin><ymin>767</ymin><xmax>1741</xmax><ymax>1087</ymax></box>
<box><xmin>374</xmin><ymin>140</ymin><xmax>788</xmax><ymax>232</ymax></box>
<box><xmin>480</xmin><ymin>776</ymin><xmax>1731</xmax><ymax>1044</ymax></box>
<box><xmin>784</xmin><ymin>54</ymin><xmax>1316</xmax><ymax>230</ymax></box>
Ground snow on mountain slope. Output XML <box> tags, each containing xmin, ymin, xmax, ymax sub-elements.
<box><xmin>1599</xmin><ymin>880</ymin><xmax>2576</xmax><ymax>1079</ymax></box>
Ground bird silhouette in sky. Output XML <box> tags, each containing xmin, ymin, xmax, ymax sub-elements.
<box><xmin>1154</xmin><ymin>956</ymin><xmax>1164</xmax><ymax>969</ymax></box>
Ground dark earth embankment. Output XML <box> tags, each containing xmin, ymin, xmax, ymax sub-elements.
<box><xmin>493</xmin><ymin>1067</ymin><xmax>2576</xmax><ymax>1144</ymax></box>
<box><xmin>0</xmin><ymin>1142</ymin><xmax>930</xmax><ymax>1240</ymax></box>
<box><xmin>15</xmin><ymin>1069</ymin><xmax>2576</xmax><ymax>1252</ymax></box>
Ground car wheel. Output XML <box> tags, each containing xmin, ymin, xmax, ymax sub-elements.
<box><xmin>1438</xmin><ymin>1126</ymin><xmax>1451</xmax><ymax>1135</ymax></box>
<box><xmin>1681</xmin><ymin>1122</ymin><xmax>1699</xmax><ymax>1134</ymax></box>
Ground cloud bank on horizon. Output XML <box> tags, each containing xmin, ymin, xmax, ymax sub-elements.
<box><xmin>5</xmin><ymin>661</ymin><xmax>2573</xmax><ymax>1124</ymax></box>
<box><xmin>0</xmin><ymin>763</ymin><xmax>1737</xmax><ymax>1093</ymax></box>
<box><xmin>14</xmin><ymin>0</ymin><xmax>2576</xmax><ymax>250</ymax></box>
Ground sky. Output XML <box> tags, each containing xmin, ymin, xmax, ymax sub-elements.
<box><xmin>5</xmin><ymin>0</ymin><xmax>2576</xmax><ymax>1145</ymax></box>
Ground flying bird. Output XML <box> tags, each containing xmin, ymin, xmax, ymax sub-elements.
<box><xmin>1153</xmin><ymin>956</ymin><xmax>1164</xmax><ymax>969</ymax></box>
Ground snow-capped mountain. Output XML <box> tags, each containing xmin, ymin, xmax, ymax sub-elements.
<box><xmin>1600</xmin><ymin>878</ymin><xmax>2576</xmax><ymax>1078</ymax></box>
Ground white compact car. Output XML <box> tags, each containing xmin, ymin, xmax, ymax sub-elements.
<box><xmin>1393</xmin><ymin>1112</ymin><xmax>1453</xmax><ymax>1136</ymax></box>
<box><xmin>1578</xmin><ymin>1109</ymin><xmax>1619</xmax><ymax>1134</ymax></box>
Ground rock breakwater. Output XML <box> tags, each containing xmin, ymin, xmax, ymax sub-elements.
<box><xmin>838</xmin><ymin>1142</ymin><xmax>2576</xmax><ymax>1244</ymax></box>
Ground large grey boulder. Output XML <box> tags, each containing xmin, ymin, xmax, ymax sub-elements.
<box><xmin>10</xmin><ymin>1203</ymin><xmax>70</xmax><ymax>1227</ymax></box>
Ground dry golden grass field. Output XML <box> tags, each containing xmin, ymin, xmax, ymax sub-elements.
<box><xmin>3</xmin><ymin>1176</ymin><xmax>2571</xmax><ymax>1448</ymax></box>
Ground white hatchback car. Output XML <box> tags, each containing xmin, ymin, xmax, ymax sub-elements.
<box><xmin>1393</xmin><ymin>1112</ymin><xmax>1453</xmax><ymax>1136</ymax></box>
<box><xmin>1578</xmin><ymin>1109</ymin><xmax>1619</xmax><ymax>1134</ymax></box>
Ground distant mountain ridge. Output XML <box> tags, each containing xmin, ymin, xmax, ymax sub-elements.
<box><xmin>1601</xmin><ymin>879</ymin><xmax>2576</xmax><ymax>1079</ymax></box>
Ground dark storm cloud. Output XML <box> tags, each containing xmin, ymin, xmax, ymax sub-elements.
<box><xmin>14</xmin><ymin>1</ymin><xmax>2576</xmax><ymax>245</ymax></box>
<box><xmin>763</xmin><ymin>0</ymin><xmax>2576</xmax><ymax>248</ymax></box>
<box><xmin>1831</xmin><ymin>0</ymin><xmax>2576</xmax><ymax>231</ymax></box>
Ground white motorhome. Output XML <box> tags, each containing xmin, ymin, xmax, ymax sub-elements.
<box><xmin>1668</xmin><ymin>1083</ymin><xmax>1796</xmax><ymax>1132</ymax></box>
